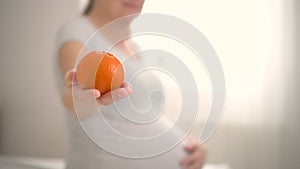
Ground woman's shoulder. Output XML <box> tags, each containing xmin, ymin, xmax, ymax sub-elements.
<box><xmin>55</xmin><ymin>15</ymin><xmax>94</xmax><ymax>48</ymax></box>
<box><xmin>59</xmin><ymin>16</ymin><xmax>89</xmax><ymax>33</ymax></box>
<box><xmin>58</xmin><ymin>16</ymin><xmax>91</xmax><ymax>36</ymax></box>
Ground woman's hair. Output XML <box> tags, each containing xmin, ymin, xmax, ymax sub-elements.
<box><xmin>84</xmin><ymin>0</ymin><xmax>94</xmax><ymax>15</ymax></box>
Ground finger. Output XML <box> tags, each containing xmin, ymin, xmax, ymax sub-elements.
<box><xmin>121</xmin><ymin>82</ymin><xmax>132</xmax><ymax>88</ymax></box>
<box><xmin>185</xmin><ymin>151</ymin><xmax>205</xmax><ymax>169</ymax></box>
<box><xmin>98</xmin><ymin>86</ymin><xmax>132</xmax><ymax>105</ymax></box>
<box><xmin>64</xmin><ymin>69</ymin><xmax>77</xmax><ymax>87</ymax></box>
<box><xmin>121</xmin><ymin>82</ymin><xmax>133</xmax><ymax>94</ymax></box>
<box><xmin>180</xmin><ymin>151</ymin><xmax>199</xmax><ymax>168</ymax></box>
<box><xmin>74</xmin><ymin>88</ymin><xmax>101</xmax><ymax>101</ymax></box>
<box><xmin>185</xmin><ymin>146</ymin><xmax>206</xmax><ymax>169</ymax></box>
<box><xmin>98</xmin><ymin>88</ymin><xmax>129</xmax><ymax>105</ymax></box>
<box><xmin>184</xmin><ymin>140</ymin><xmax>198</xmax><ymax>153</ymax></box>
<box><xmin>83</xmin><ymin>89</ymin><xmax>101</xmax><ymax>98</ymax></box>
<box><xmin>185</xmin><ymin>159</ymin><xmax>204</xmax><ymax>169</ymax></box>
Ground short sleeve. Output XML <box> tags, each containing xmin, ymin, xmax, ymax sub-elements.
<box><xmin>55</xmin><ymin>16</ymin><xmax>95</xmax><ymax>56</ymax></box>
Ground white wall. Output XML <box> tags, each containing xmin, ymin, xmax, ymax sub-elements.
<box><xmin>0</xmin><ymin>0</ymin><xmax>78</xmax><ymax>157</ymax></box>
<box><xmin>279</xmin><ymin>1</ymin><xmax>300</xmax><ymax>168</ymax></box>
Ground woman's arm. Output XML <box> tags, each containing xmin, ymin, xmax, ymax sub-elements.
<box><xmin>59</xmin><ymin>41</ymin><xmax>83</xmax><ymax>75</ymax></box>
<box><xmin>59</xmin><ymin>42</ymin><xmax>87</xmax><ymax>116</ymax></box>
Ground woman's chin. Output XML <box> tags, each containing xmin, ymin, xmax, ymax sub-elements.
<box><xmin>117</xmin><ymin>11</ymin><xmax>140</xmax><ymax>23</ymax></box>
<box><xmin>122</xmin><ymin>11</ymin><xmax>140</xmax><ymax>17</ymax></box>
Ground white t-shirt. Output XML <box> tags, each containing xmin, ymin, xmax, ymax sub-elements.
<box><xmin>54</xmin><ymin>15</ymin><xmax>187</xmax><ymax>169</ymax></box>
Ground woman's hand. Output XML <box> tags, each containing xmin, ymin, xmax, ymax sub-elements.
<box><xmin>180</xmin><ymin>138</ymin><xmax>206</xmax><ymax>169</ymax></box>
<box><xmin>61</xmin><ymin>69</ymin><xmax>132</xmax><ymax>118</ymax></box>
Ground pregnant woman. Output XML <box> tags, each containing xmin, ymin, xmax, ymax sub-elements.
<box><xmin>55</xmin><ymin>0</ymin><xmax>206</xmax><ymax>168</ymax></box>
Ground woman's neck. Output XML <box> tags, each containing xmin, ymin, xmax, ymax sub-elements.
<box><xmin>86</xmin><ymin>9</ymin><xmax>135</xmax><ymax>57</ymax></box>
<box><xmin>87</xmin><ymin>9</ymin><xmax>110</xmax><ymax>29</ymax></box>
<box><xmin>87</xmin><ymin>10</ymin><xmax>131</xmax><ymax>41</ymax></box>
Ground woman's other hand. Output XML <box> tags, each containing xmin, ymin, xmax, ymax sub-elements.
<box><xmin>180</xmin><ymin>137</ymin><xmax>206</xmax><ymax>169</ymax></box>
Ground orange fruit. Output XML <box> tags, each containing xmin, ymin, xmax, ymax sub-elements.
<box><xmin>76</xmin><ymin>51</ymin><xmax>124</xmax><ymax>94</ymax></box>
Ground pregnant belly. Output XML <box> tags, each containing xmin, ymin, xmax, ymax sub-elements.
<box><xmin>65</xmin><ymin>142</ymin><xmax>186</xmax><ymax>169</ymax></box>
<box><xmin>66</xmin><ymin>107</ymin><xmax>188</xmax><ymax>169</ymax></box>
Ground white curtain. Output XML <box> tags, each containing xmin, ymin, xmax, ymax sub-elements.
<box><xmin>140</xmin><ymin>0</ymin><xmax>298</xmax><ymax>169</ymax></box>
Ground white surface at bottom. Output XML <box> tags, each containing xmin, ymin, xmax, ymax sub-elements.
<box><xmin>0</xmin><ymin>155</ymin><xmax>231</xmax><ymax>169</ymax></box>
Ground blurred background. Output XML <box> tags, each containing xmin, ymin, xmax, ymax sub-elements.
<box><xmin>0</xmin><ymin>0</ymin><xmax>299</xmax><ymax>169</ymax></box>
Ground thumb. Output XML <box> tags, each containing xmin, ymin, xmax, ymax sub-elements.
<box><xmin>64</xmin><ymin>69</ymin><xmax>77</xmax><ymax>87</ymax></box>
